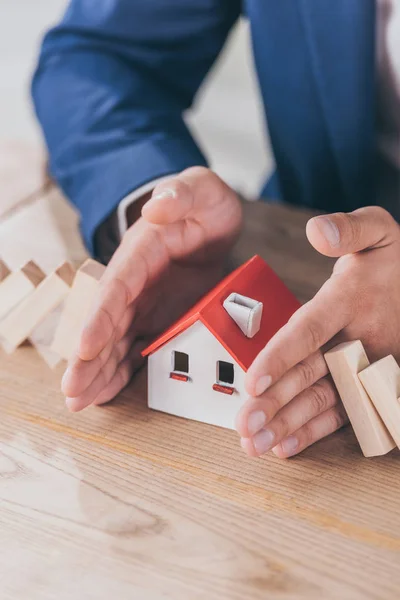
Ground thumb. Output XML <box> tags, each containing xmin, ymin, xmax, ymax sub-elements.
<box><xmin>142</xmin><ymin>167</ymin><xmax>228</xmax><ymax>225</ymax></box>
<box><xmin>306</xmin><ymin>206</ymin><xmax>398</xmax><ymax>257</ymax></box>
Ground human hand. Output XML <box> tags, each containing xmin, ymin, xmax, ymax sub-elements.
<box><xmin>236</xmin><ymin>207</ymin><xmax>400</xmax><ymax>458</ymax></box>
<box><xmin>62</xmin><ymin>167</ymin><xmax>242</xmax><ymax>410</ymax></box>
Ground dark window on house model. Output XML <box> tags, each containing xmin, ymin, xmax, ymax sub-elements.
<box><xmin>217</xmin><ymin>361</ymin><xmax>234</xmax><ymax>385</ymax></box>
<box><xmin>173</xmin><ymin>351</ymin><xmax>189</xmax><ymax>373</ymax></box>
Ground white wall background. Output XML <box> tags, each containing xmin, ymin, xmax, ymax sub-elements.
<box><xmin>0</xmin><ymin>1</ymin><xmax>273</xmax><ymax>197</ymax></box>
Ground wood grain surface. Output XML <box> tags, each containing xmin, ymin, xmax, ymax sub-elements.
<box><xmin>0</xmin><ymin>146</ymin><xmax>399</xmax><ymax>600</ymax></box>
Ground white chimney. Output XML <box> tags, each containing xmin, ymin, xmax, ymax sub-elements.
<box><xmin>223</xmin><ymin>293</ymin><xmax>263</xmax><ymax>338</ymax></box>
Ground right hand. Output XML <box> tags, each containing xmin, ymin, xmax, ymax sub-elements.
<box><xmin>61</xmin><ymin>167</ymin><xmax>243</xmax><ymax>410</ymax></box>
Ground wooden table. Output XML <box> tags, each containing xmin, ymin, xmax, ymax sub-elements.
<box><xmin>1</xmin><ymin>147</ymin><xmax>399</xmax><ymax>599</ymax></box>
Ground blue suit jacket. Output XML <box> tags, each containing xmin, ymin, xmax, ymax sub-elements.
<box><xmin>32</xmin><ymin>0</ymin><xmax>376</xmax><ymax>254</ymax></box>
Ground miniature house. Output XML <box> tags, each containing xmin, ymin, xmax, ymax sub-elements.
<box><xmin>142</xmin><ymin>255</ymin><xmax>300</xmax><ymax>429</ymax></box>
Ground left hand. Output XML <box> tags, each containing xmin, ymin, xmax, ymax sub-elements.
<box><xmin>236</xmin><ymin>206</ymin><xmax>400</xmax><ymax>458</ymax></box>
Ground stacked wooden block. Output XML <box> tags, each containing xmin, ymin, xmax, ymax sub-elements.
<box><xmin>325</xmin><ymin>341</ymin><xmax>400</xmax><ymax>457</ymax></box>
<box><xmin>0</xmin><ymin>257</ymin><xmax>105</xmax><ymax>364</ymax></box>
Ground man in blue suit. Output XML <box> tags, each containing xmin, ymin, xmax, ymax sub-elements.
<box><xmin>32</xmin><ymin>0</ymin><xmax>400</xmax><ymax>457</ymax></box>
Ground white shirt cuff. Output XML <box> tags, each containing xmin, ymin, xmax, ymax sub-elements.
<box><xmin>117</xmin><ymin>175</ymin><xmax>177</xmax><ymax>237</ymax></box>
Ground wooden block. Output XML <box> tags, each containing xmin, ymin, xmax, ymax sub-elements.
<box><xmin>0</xmin><ymin>262</ymin><xmax>75</xmax><ymax>353</ymax></box>
<box><xmin>0</xmin><ymin>261</ymin><xmax>45</xmax><ymax>321</ymax></box>
<box><xmin>51</xmin><ymin>259</ymin><xmax>105</xmax><ymax>360</ymax></box>
<box><xmin>325</xmin><ymin>341</ymin><xmax>395</xmax><ymax>457</ymax></box>
<box><xmin>359</xmin><ymin>355</ymin><xmax>400</xmax><ymax>449</ymax></box>
<box><xmin>0</xmin><ymin>187</ymin><xmax>89</xmax><ymax>272</ymax></box>
<box><xmin>29</xmin><ymin>303</ymin><xmax>66</xmax><ymax>369</ymax></box>
<box><xmin>0</xmin><ymin>259</ymin><xmax>10</xmax><ymax>282</ymax></box>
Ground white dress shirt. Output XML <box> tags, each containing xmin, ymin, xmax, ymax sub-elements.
<box><xmin>118</xmin><ymin>1</ymin><xmax>400</xmax><ymax>237</ymax></box>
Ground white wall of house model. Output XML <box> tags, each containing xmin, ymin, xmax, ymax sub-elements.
<box><xmin>147</xmin><ymin>320</ymin><xmax>247</xmax><ymax>429</ymax></box>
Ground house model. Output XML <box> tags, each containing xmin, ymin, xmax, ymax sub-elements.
<box><xmin>142</xmin><ymin>255</ymin><xmax>301</xmax><ymax>429</ymax></box>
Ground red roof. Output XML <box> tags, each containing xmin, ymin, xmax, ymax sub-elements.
<box><xmin>142</xmin><ymin>255</ymin><xmax>301</xmax><ymax>371</ymax></box>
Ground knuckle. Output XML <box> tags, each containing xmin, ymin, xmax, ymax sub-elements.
<box><xmin>371</xmin><ymin>206</ymin><xmax>398</xmax><ymax>240</ymax></box>
<box><xmin>306</xmin><ymin>319</ymin><xmax>324</xmax><ymax>351</ymax></box>
<box><xmin>345</xmin><ymin>214</ymin><xmax>363</xmax><ymax>247</ymax></box>
<box><xmin>296</xmin><ymin>359</ymin><xmax>317</xmax><ymax>388</ymax></box>
<box><xmin>328</xmin><ymin>408</ymin><xmax>346</xmax><ymax>432</ymax></box>
<box><xmin>260</xmin><ymin>392</ymin><xmax>281</xmax><ymax>420</ymax></box>
<box><xmin>271</xmin><ymin>353</ymin><xmax>289</xmax><ymax>380</ymax></box>
<box><xmin>273</xmin><ymin>413</ymin><xmax>290</xmax><ymax>439</ymax></box>
<box><xmin>98</xmin><ymin>305</ymin><xmax>114</xmax><ymax>333</ymax></box>
<box><xmin>331</xmin><ymin>212</ymin><xmax>361</xmax><ymax>248</ymax></box>
<box><xmin>301</xmin><ymin>422</ymin><xmax>314</xmax><ymax>448</ymax></box>
<box><xmin>308</xmin><ymin>382</ymin><xmax>330</xmax><ymax>415</ymax></box>
<box><xmin>367</xmin><ymin>205</ymin><xmax>391</xmax><ymax>222</ymax></box>
<box><xmin>113</xmin><ymin>275</ymin><xmax>132</xmax><ymax>307</ymax></box>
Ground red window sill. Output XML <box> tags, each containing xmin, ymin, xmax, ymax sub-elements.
<box><xmin>170</xmin><ymin>372</ymin><xmax>189</xmax><ymax>382</ymax></box>
<box><xmin>213</xmin><ymin>383</ymin><xmax>234</xmax><ymax>395</ymax></box>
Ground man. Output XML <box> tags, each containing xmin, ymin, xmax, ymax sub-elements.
<box><xmin>32</xmin><ymin>0</ymin><xmax>400</xmax><ymax>458</ymax></box>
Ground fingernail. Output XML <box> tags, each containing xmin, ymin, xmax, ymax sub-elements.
<box><xmin>255</xmin><ymin>375</ymin><xmax>272</xmax><ymax>396</ymax></box>
<box><xmin>240</xmin><ymin>437</ymin><xmax>252</xmax><ymax>452</ymax></box>
<box><xmin>280</xmin><ymin>436</ymin><xmax>299</xmax><ymax>456</ymax></box>
<box><xmin>315</xmin><ymin>217</ymin><xmax>340</xmax><ymax>246</ymax></box>
<box><xmin>247</xmin><ymin>410</ymin><xmax>266</xmax><ymax>435</ymax></box>
<box><xmin>253</xmin><ymin>429</ymin><xmax>275</xmax><ymax>454</ymax></box>
<box><xmin>151</xmin><ymin>188</ymin><xmax>176</xmax><ymax>203</ymax></box>
<box><xmin>65</xmin><ymin>397</ymin><xmax>75</xmax><ymax>411</ymax></box>
<box><xmin>61</xmin><ymin>367</ymin><xmax>71</xmax><ymax>390</ymax></box>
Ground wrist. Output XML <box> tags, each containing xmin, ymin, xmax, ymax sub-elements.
<box><xmin>93</xmin><ymin>210</ymin><xmax>120</xmax><ymax>265</ymax></box>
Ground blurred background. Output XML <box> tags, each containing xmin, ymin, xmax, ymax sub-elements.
<box><xmin>0</xmin><ymin>0</ymin><xmax>273</xmax><ymax>198</ymax></box>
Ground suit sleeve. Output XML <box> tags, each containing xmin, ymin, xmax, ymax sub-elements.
<box><xmin>31</xmin><ymin>0</ymin><xmax>241</xmax><ymax>253</ymax></box>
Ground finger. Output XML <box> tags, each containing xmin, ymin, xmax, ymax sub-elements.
<box><xmin>65</xmin><ymin>329</ymin><xmax>137</xmax><ymax>412</ymax></box>
<box><xmin>78</xmin><ymin>272</ymin><xmax>140</xmax><ymax>362</ymax></box>
<box><xmin>62</xmin><ymin>333</ymin><xmax>116</xmax><ymax>398</ymax></box>
<box><xmin>236</xmin><ymin>350</ymin><xmax>328</xmax><ymax>437</ymax></box>
<box><xmin>92</xmin><ymin>358</ymin><xmax>135</xmax><ymax>406</ymax></box>
<box><xmin>93</xmin><ymin>343</ymin><xmax>147</xmax><ymax>406</ymax></box>
<box><xmin>77</xmin><ymin>218</ymin><xmax>167</xmax><ymax>361</ymax></box>
<box><xmin>271</xmin><ymin>404</ymin><xmax>348</xmax><ymax>459</ymax></box>
<box><xmin>62</xmin><ymin>304</ymin><xmax>136</xmax><ymax>397</ymax></box>
<box><xmin>306</xmin><ymin>206</ymin><xmax>398</xmax><ymax>258</ymax></box>
<box><xmin>142</xmin><ymin>167</ymin><xmax>226</xmax><ymax>225</ymax></box>
<box><xmin>240</xmin><ymin>377</ymin><xmax>340</xmax><ymax>457</ymax></box>
<box><xmin>246</xmin><ymin>277</ymin><xmax>353</xmax><ymax>396</ymax></box>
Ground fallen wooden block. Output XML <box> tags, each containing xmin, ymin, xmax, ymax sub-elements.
<box><xmin>29</xmin><ymin>303</ymin><xmax>66</xmax><ymax>369</ymax></box>
<box><xmin>51</xmin><ymin>259</ymin><xmax>105</xmax><ymax>360</ymax></box>
<box><xmin>0</xmin><ymin>187</ymin><xmax>88</xmax><ymax>272</ymax></box>
<box><xmin>0</xmin><ymin>261</ymin><xmax>45</xmax><ymax>321</ymax></box>
<box><xmin>0</xmin><ymin>262</ymin><xmax>75</xmax><ymax>353</ymax></box>
<box><xmin>0</xmin><ymin>259</ymin><xmax>10</xmax><ymax>282</ymax></box>
<box><xmin>325</xmin><ymin>341</ymin><xmax>395</xmax><ymax>457</ymax></box>
<box><xmin>359</xmin><ymin>355</ymin><xmax>400</xmax><ymax>449</ymax></box>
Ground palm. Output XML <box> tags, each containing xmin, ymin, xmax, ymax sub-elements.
<box><xmin>134</xmin><ymin>260</ymin><xmax>226</xmax><ymax>339</ymax></box>
<box><xmin>62</xmin><ymin>168</ymin><xmax>242</xmax><ymax>410</ymax></box>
